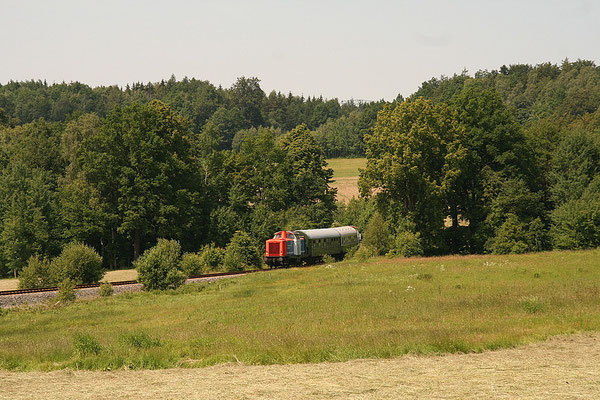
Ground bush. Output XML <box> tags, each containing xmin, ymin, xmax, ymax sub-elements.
<box><xmin>52</xmin><ymin>242</ymin><xmax>104</xmax><ymax>284</ymax></box>
<box><xmin>354</xmin><ymin>244</ymin><xmax>377</xmax><ymax>261</ymax></box>
<box><xmin>486</xmin><ymin>214</ymin><xmax>544</xmax><ymax>254</ymax></box>
<box><xmin>58</xmin><ymin>278</ymin><xmax>76</xmax><ymax>303</ymax></box>
<box><xmin>73</xmin><ymin>333</ymin><xmax>102</xmax><ymax>356</ymax></box>
<box><xmin>550</xmin><ymin>195</ymin><xmax>600</xmax><ymax>250</ymax></box>
<box><xmin>180</xmin><ymin>253</ymin><xmax>203</xmax><ymax>276</ymax></box>
<box><xmin>98</xmin><ymin>282</ymin><xmax>113</xmax><ymax>297</ymax></box>
<box><xmin>343</xmin><ymin>244</ymin><xmax>359</xmax><ymax>260</ymax></box>
<box><xmin>18</xmin><ymin>256</ymin><xmax>55</xmax><ymax>289</ymax></box>
<box><xmin>181</xmin><ymin>246</ymin><xmax>226</xmax><ymax>276</ymax></box>
<box><xmin>199</xmin><ymin>245</ymin><xmax>226</xmax><ymax>272</ymax></box>
<box><xmin>362</xmin><ymin>212</ymin><xmax>392</xmax><ymax>255</ymax></box>
<box><xmin>135</xmin><ymin>239</ymin><xmax>186</xmax><ymax>291</ymax></box>
<box><xmin>322</xmin><ymin>254</ymin><xmax>335</xmax><ymax>264</ymax></box>
<box><xmin>387</xmin><ymin>231</ymin><xmax>424</xmax><ymax>258</ymax></box>
<box><xmin>223</xmin><ymin>231</ymin><xmax>262</xmax><ymax>272</ymax></box>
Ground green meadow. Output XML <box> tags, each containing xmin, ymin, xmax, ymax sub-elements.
<box><xmin>1</xmin><ymin>249</ymin><xmax>599</xmax><ymax>371</ymax></box>
<box><xmin>326</xmin><ymin>158</ymin><xmax>366</xmax><ymax>179</ymax></box>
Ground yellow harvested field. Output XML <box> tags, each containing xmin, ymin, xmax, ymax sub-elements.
<box><xmin>1</xmin><ymin>333</ymin><xmax>598</xmax><ymax>399</ymax></box>
<box><xmin>333</xmin><ymin>176</ymin><xmax>361</xmax><ymax>201</ymax></box>
<box><xmin>104</xmin><ymin>269</ymin><xmax>137</xmax><ymax>282</ymax></box>
<box><xmin>0</xmin><ymin>278</ymin><xmax>17</xmax><ymax>291</ymax></box>
<box><xmin>0</xmin><ymin>269</ymin><xmax>137</xmax><ymax>291</ymax></box>
<box><xmin>327</xmin><ymin>158</ymin><xmax>366</xmax><ymax>202</ymax></box>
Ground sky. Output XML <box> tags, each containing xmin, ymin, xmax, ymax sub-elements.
<box><xmin>1</xmin><ymin>0</ymin><xmax>599</xmax><ymax>101</ymax></box>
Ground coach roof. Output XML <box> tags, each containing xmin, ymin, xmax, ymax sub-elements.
<box><xmin>294</xmin><ymin>226</ymin><xmax>358</xmax><ymax>240</ymax></box>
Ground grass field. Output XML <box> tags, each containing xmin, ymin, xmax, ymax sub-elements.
<box><xmin>0</xmin><ymin>269</ymin><xmax>138</xmax><ymax>292</ymax></box>
<box><xmin>1</xmin><ymin>249</ymin><xmax>599</xmax><ymax>371</ymax></box>
<box><xmin>326</xmin><ymin>158</ymin><xmax>366</xmax><ymax>202</ymax></box>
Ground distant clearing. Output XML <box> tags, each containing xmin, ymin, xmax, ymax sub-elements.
<box><xmin>1</xmin><ymin>249</ymin><xmax>599</xmax><ymax>371</ymax></box>
<box><xmin>327</xmin><ymin>158</ymin><xmax>366</xmax><ymax>202</ymax></box>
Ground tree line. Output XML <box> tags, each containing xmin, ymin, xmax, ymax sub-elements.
<box><xmin>1</xmin><ymin>59</ymin><xmax>600</xmax><ymax>276</ymax></box>
<box><xmin>356</xmin><ymin>59</ymin><xmax>600</xmax><ymax>256</ymax></box>
<box><xmin>0</xmin><ymin>94</ymin><xmax>337</xmax><ymax>277</ymax></box>
<box><xmin>0</xmin><ymin>76</ymin><xmax>378</xmax><ymax>158</ymax></box>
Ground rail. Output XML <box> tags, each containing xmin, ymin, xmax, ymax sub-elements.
<box><xmin>0</xmin><ymin>269</ymin><xmax>259</xmax><ymax>296</ymax></box>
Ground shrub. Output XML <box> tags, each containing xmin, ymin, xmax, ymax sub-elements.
<box><xmin>343</xmin><ymin>244</ymin><xmax>359</xmax><ymax>260</ymax></box>
<box><xmin>223</xmin><ymin>231</ymin><xmax>262</xmax><ymax>272</ymax></box>
<box><xmin>362</xmin><ymin>212</ymin><xmax>392</xmax><ymax>255</ymax></box>
<box><xmin>486</xmin><ymin>214</ymin><xmax>542</xmax><ymax>254</ymax></box>
<box><xmin>98</xmin><ymin>282</ymin><xmax>113</xmax><ymax>297</ymax></box>
<box><xmin>120</xmin><ymin>331</ymin><xmax>162</xmax><ymax>349</ymax></box>
<box><xmin>354</xmin><ymin>244</ymin><xmax>377</xmax><ymax>261</ymax></box>
<box><xmin>180</xmin><ymin>252</ymin><xmax>204</xmax><ymax>276</ymax></box>
<box><xmin>387</xmin><ymin>231</ymin><xmax>424</xmax><ymax>257</ymax></box>
<box><xmin>73</xmin><ymin>333</ymin><xmax>102</xmax><ymax>356</ymax></box>
<box><xmin>322</xmin><ymin>254</ymin><xmax>335</xmax><ymax>264</ymax></box>
<box><xmin>18</xmin><ymin>256</ymin><xmax>55</xmax><ymax>289</ymax></box>
<box><xmin>550</xmin><ymin>195</ymin><xmax>600</xmax><ymax>250</ymax></box>
<box><xmin>58</xmin><ymin>278</ymin><xmax>76</xmax><ymax>303</ymax></box>
<box><xmin>182</xmin><ymin>246</ymin><xmax>226</xmax><ymax>276</ymax></box>
<box><xmin>52</xmin><ymin>242</ymin><xmax>104</xmax><ymax>284</ymax></box>
<box><xmin>199</xmin><ymin>245</ymin><xmax>226</xmax><ymax>272</ymax></box>
<box><xmin>135</xmin><ymin>239</ymin><xmax>186</xmax><ymax>291</ymax></box>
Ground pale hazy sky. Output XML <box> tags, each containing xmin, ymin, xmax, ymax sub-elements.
<box><xmin>1</xmin><ymin>0</ymin><xmax>599</xmax><ymax>101</ymax></box>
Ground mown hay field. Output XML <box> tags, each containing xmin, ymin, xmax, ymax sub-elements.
<box><xmin>1</xmin><ymin>334</ymin><xmax>599</xmax><ymax>399</ymax></box>
<box><xmin>326</xmin><ymin>158</ymin><xmax>366</xmax><ymax>202</ymax></box>
<box><xmin>1</xmin><ymin>249</ymin><xmax>599</xmax><ymax>371</ymax></box>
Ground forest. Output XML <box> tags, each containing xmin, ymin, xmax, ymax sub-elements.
<box><xmin>0</xmin><ymin>59</ymin><xmax>599</xmax><ymax>277</ymax></box>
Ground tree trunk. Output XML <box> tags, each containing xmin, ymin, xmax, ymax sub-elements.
<box><xmin>451</xmin><ymin>207</ymin><xmax>459</xmax><ymax>229</ymax></box>
<box><xmin>133</xmin><ymin>230</ymin><xmax>141</xmax><ymax>260</ymax></box>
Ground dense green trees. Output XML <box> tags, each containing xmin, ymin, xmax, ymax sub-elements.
<box><xmin>1</xmin><ymin>61</ymin><xmax>600</xmax><ymax>276</ymax></box>
<box><xmin>360</xmin><ymin>98</ymin><xmax>465</xmax><ymax>251</ymax></box>
<box><xmin>75</xmin><ymin>100</ymin><xmax>202</xmax><ymax>264</ymax></box>
<box><xmin>360</xmin><ymin>61</ymin><xmax>600</xmax><ymax>255</ymax></box>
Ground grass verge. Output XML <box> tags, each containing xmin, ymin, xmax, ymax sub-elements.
<box><xmin>1</xmin><ymin>249</ymin><xmax>599</xmax><ymax>371</ymax></box>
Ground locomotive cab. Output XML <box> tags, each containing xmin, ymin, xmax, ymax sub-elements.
<box><xmin>264</xmin><ymin>231</ymin><xmax>305</xmax><ymax>266</ymax></box>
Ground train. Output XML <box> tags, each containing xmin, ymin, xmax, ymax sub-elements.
<box><xmin>264</xmin><ymin>226</ymin><xmax>362</xmax><ymax>266</ymax></box>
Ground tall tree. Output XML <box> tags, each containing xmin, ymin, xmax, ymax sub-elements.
<box><xmin>280</xmin><ymin>124</ymin><xmax>337</xmax><ymax>228</ymax></box>
<box><xmin>0</xmin><ymin>164</ymin><xmax>57</xmax><ymax>276</ymax></box>
<box><xmin>78</xmin><ymin>100</ymin><xmax>200</xmax><ymax>261</ymax></box>
<box><xmin>449</xmin><ymin>86</ymin><xmax>541</xmax><ymax>252</ymax></box>
<box><xmin>228</xmin><ymin>76</ymin><xmax>265</xmax><ymax>127</ymax></box>
<box><xmin>359</xmin><ymin>98</ymin><xmax>465</xmax><ymax>251</ymax></box>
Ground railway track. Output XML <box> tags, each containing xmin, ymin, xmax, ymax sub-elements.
<box><xmin>0</xmin><ymin>270</ymin><xmax>257</xmax><ymax>296</ymax></box>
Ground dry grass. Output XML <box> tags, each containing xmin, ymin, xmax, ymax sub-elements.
<box><xmin>327</xmin><ymin>158</ymin><xmax>366</xmax><ymax>202</ymax></box>
<box><xmin>0</xmin><ymin>269</ymin><xmax>138</xmax><ymax>291</ymax></box>
<box><xmin>0</xmin><ymin>278</ymin><xmax>18</xmax><ymax>291</ymax></box>
<box><xmin>104</xmin><ymin>269</ymin><xmax>137</xmax><ymax>282</ymax></box>
<box><xmin>333</xmin><ymin>176</ymin><xmax>361</xmax><ymax>201</ymax></box>
<box><xmin>1</xmin><ymin>333</ymin><xmax>598</xmax><ymax>399</ymax></box>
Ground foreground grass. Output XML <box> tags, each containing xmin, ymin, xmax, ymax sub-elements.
<box><xmin>1</xmin><ymin>249</ymin><xmax>599</xmax><ymax>371</ymax></box>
